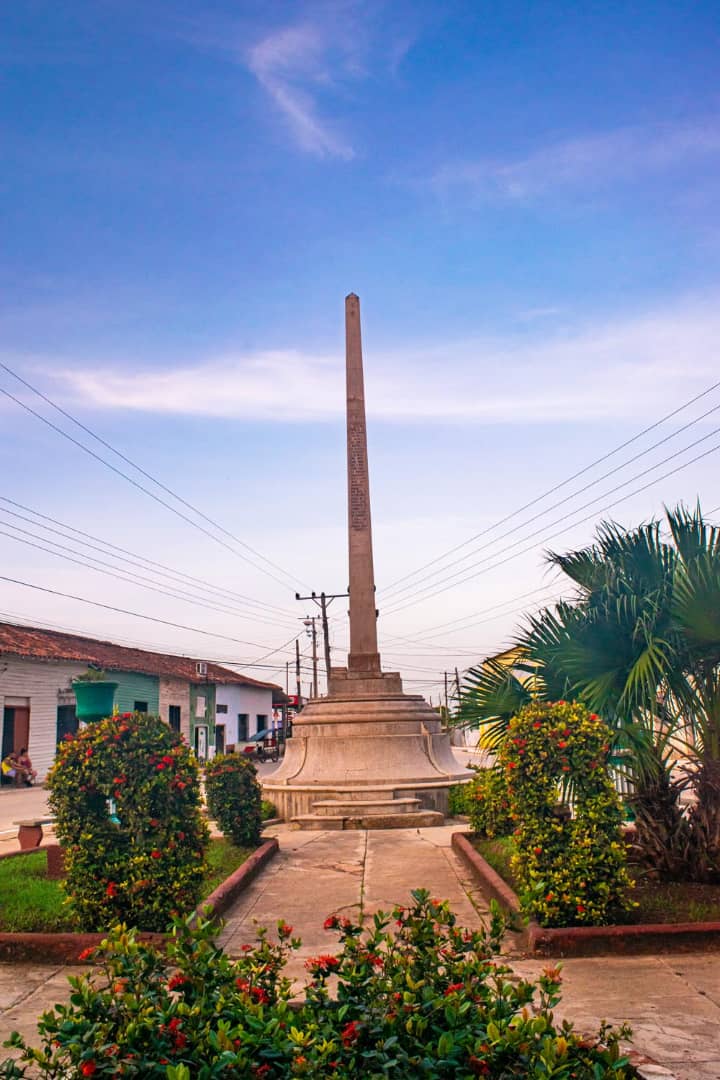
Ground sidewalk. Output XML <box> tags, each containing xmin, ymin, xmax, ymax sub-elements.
<box><xmin>1</xmin><ymin>825</ymin><xmax>719</xmax><ymax>1079</ymax></box>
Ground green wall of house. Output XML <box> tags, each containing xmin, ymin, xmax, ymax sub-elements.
<box><xmin>112</xmin><ymin>672</ymin><xmax>159</xmax><ymax>715</ymax></box>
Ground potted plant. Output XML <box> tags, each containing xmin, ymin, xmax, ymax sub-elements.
<box><xmin>71</xmin><ymin>669</ymin><xmax>119</xmax><ymax>722</ymax></box>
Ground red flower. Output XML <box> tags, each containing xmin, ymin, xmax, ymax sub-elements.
<box><xmin>105</xmin><ymin>882</ymin><xmax>118</xmax><ymax>898</ymax></box>
<box><xmin>323</xmin><ymin>915</ymin><xmax>339</xmax><ymax>930</ymax></box>
<box><xmin>150</xmin><ymin>850</ymin><xmax>162</xmax><ymax>859</ymax></box>
<box><xmin>305</xmin><ymin>954</ymin><xmax>340</xmax><ymax>974</ymax></box>
<box><xmin>278</xmin><ymin>920</ymin><xmax>293</xmax><ymax>938</ymax></box>
<box><xmin>251</xmin><ymin>986</ymin><xmax>270</xmax><ymax>1004</ymax></box>
<box><xmin>78</xmin><ymin>946</ymin><xmax>95</xmax><ymax>961</ymax></box>
<box><xmin>589</xmin><ymin>713</ymin><xmax>599</xmax><ymax>721</ymax></box>
<box><xmin>167</xmin><ymin>973</ymin><xmax>187</xmax><ymax>991</ymax></box>
<box><xmin>557</xmin><ymin>741</ymin><xmax>567</xmax><ymax>749</ymax></box>
<box><xmin>85</xmin><ymin>748</ymin><xmax>93</xmax><ymax>758</ymax></box>
<box><xmin>576</xmin><ymin>903</ymin><xmax>586</xmax><ymax>914</ymax></box>
<box><xmin>341</xmin><ymin>1020</ymin><xmax>360</xmax><ymax>1046</ymax></box>
<box><xmin>533</xmin><ymin>721</ymin><xmax>542</xmax><ymax>729</ymax></box>
<box><xmin>444</xmin><ymin>982</ymin><xmax>464</xmax><ymax>996</ymax></box>
<box><xmin>177</xmin><ymin>831</ymin><xmax>185</xmax><ymax>841</ymax></box>
<box><xmin>156</xmin><ymin>762</ymin><xmax>165</xmax><ymax>771</ymax></box>
<box><xmin>80</xmin><ymin>1063</ymin><xmax>97</xmax><ymax>1077</ymax></box>
<box><xmin>533</xmin><ymin>847</ymin><xmax>542</xmax><ymax>855</ymax></box>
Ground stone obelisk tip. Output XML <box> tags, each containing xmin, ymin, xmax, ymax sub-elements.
<box><xmin>345</xmin><ymin>293</ymin><xmax>381</xmax><ymax>675</ymax></box>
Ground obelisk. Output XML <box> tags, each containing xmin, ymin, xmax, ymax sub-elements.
<box><xmin>345</xmin><ymin>293</ymin><xmax>381</xmax><ymax>675</ymax></box>
<box><xmin>262</xmin><ymin>294</ymin><xmax>471</xmax><ymax>827</ymax></box>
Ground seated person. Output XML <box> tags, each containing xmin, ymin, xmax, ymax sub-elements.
<box><xmin>16</xmin><ymin>748</ymin><xmax>36</xmax><ymax>786</ymax></box>
<box><xmin>1</xmin><ymin>752</ymin><xmax>18</xmax><ymax>784</ymax></box>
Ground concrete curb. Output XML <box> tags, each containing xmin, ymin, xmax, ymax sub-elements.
<box><xmin>0</xmin><ymin>837</ymin><xmax>279</xmax><ymax>963</ymax></box>
<box><xmin>452</xmin><ymin>831</ymin><xmax>720</xmax><ymax>956</ymax></box>
<box><xmin>452</xmin><ymin>835</ymin><xmax>682</xmax><ymax>1080</ymax></box>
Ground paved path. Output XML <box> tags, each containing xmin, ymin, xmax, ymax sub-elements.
<box><xmin>1</xmin><ymin>825</ymin><xmax>719</xmax><ymax>1080</ymax></box>
<box><xmin>219</xmin><ymin>825</ymin><xmax>490</xmax><ymax>983</ymax></box>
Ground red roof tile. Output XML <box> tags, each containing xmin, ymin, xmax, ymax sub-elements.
<box><xmin>0</xmin><ymin>621</ymin><xmax>279</xmax><ymax>690</ymax></box>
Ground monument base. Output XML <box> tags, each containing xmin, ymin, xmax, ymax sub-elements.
<box><xmin>263</xmin><ymin>673</ymin><xmax>472</xmax><ymax>829</ymax></box>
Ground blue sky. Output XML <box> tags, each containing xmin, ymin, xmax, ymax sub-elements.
<box><xmin>2</xmin><ymin>1</ymin><xmax>719</xmax><ymax>697</ymax></box>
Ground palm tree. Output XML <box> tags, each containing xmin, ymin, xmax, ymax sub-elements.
<box><xmin>458</xmin><ymin>503</ymin><xmax>720</xmax><ymax>881</ymax></box>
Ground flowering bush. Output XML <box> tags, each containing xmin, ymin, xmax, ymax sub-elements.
<box><xmin>47</xmin><ymin>713</ymin><xmax>208</xmax><ymax>932</ymax></box>
<box><xmin>1</xmin><ymin>890</ymin><xmax>634</xmax><ymax>1078</ymax></box>
<box><xmin>500</xmin><ymin>700</ymin><xmax>633</xmax><ymax>927</ymax></box>
<box><xmin>204</xmin><ymin>754</ymin><xmax>262</xmax><ymax>847</ymax></box>
<box><xmin>467</xmin><ymin>766</ymin><xmax>513</xmax><ymax>837</ymax></box>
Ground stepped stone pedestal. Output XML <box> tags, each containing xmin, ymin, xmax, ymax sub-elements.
<box><xmin>263</xmin><ymin>668</ymin><xmax>470</xmax><ymax>829</ymax></box>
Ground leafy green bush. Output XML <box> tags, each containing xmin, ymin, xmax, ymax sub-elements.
<box><xmin>447</xmin><ymin>782</ymin><xmax>471</xmax><ymax>816</ymax></box>
<box><xmin>1</xmin><ymin>890</ymin><xmax>634</xmax><ymax>1079</ymax></box>
<box><xmin>467</xmin><ymin>766</ymin><xmax>514</xmax><ymax>837</ymax></box>
<box><xmin>500</xmin><ymin>700</ymin><xmax>633</xmax><ymax>927</ymax></box>
<box><xmin>47</xmin><ymin>713</ymin><xmax>208</xmax><ymax>932</ymax></box>
<box><xmin>261</xmin><ymin>798</ymin><xmax>277</xmax><ymax>821</ymax></box>
<box><xmin>204</xmin><ymin>753</ymin><xmax>262</xmax><ymax>847</ymax></box>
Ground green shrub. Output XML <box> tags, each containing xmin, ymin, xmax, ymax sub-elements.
<box><xmin>1</xmin><ymin>890</ymin><xmax>634</xmax><ymax>1079</ymax></box>
<box><xmin>205</xmin><ymin>753</ymin><xmax>262</xmax><ymax>847</ymax></box>
<box><xmin>47</xmin><ymin>713</ymin><xmax>209</xmax><ymax>933</ymax></box>
<box><xmin>261</xmin><ymin>798</ymin><xmax>277</xmax><ymax>821</ymax></box>
<box><xmin>447</xmin><ymin>782</ymin><xmax>471</xmax><ymax>816</ymax></box>
<box><xmin>500</xmin><ymin>700</ymin><xmax>633</xmax><ymax>927</ymax></box>
<box><xmin>467</xmin><ymin>766</ymin><xmax>514</xmax><ymax>837</ymax></box>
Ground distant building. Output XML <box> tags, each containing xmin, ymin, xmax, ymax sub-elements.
<box><xmin>0</xmin><ymin>622</ymin><xmax>281</xmax><ymax>779</ymax></box>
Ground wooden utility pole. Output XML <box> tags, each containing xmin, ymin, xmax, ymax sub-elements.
<box><xmin>307</xmin><ymin>617</ymin><xmax>319</xmax><ymax>698</ymax></box>
<box><xmin>296</xmin><ymin>589</ymin><xmax>349</xmax><ymax>684</ymax></box>
<box><xmin>295</xmin><ymin>638</ymin><xmax>302</xmax><ymax>712</ymax></box>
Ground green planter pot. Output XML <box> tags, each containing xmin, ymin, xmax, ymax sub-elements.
<box><xmin>72</xmin><ymin>680</ymin><xmax>118</xmax><ymax>722</ymax></box>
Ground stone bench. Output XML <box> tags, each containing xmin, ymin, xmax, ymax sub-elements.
<box><xmin>13</xmin><ymin>818</ymin><xmax>55</xmax><ymax>851</ymax></box>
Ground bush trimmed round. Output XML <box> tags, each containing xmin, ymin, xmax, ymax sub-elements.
<box><xmin>47</xmin><ymin>712</ymin><xmax>209</xmax><ymax>932</ymax></box>
<box><xmin>205</xmin><ymin>753</ymin><xmax>262</xmax><ymax>847</ymax></box>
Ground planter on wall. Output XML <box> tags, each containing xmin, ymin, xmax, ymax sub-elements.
<box><xmin>72</xmin><ymin>680</ymin><xmax>118</xmax><ymax>723</ymax></box>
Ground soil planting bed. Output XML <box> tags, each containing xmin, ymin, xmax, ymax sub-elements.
<box><xmin>0</xmin><ymin>836</ymin><xmax>278</xmax><ymax>962</ymax></box>
<box><xmin>453</xmin><ymin>831</ymin><xmax>720</xmax><ymax>957</ymax></box>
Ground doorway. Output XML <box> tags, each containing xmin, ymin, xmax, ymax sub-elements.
<box><xmin>195</xmin><ymin>725</ymin><xmax>208</xmax><ymax>761</ymax></box>
<box><xmin>56</xmin><ymin>705</ymin><xmax>78</xmax><ymax>745</ymax></box>
<box><xmin>2</xmin><ymin>706</ymin><xmax>30</xmax><ymax>757</ymax></box>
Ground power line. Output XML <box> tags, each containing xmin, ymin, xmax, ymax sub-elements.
<box><xmin>0</xmin><ymin>574</ymin><xmax>300</xmax><ymax>650</ymax></box>
<box><xmin>0</xmin><ymin>496</ymin><xmax>297</xmax><ymax>619</ymax></box>
<box><xmin>379</xmin><ymin>378</ymin><xmax>720</xmax><ymax>597</ymax></box>
<box><xmin>380</xmin><ymin>583</ymin><xmax>563</xmax><ymax>642</ymax></box>
<box><xmin>0</xmin><ymin>523</ymin><xmax>298</xmax><ymax>629</ymax></box>
<box><xmin>382</xmin><ymin>437</ymin><xmax>720</xmax><ymax>618</ymax></box>
<box><xmin>0</xmin><ymin>376</ymin><xmax>303</xmax><ymax>591</ymax></box>
<box><xmin>382</xmin><ymin>398</ymin><xmax>720</xmax><ymax>604</ymax></box>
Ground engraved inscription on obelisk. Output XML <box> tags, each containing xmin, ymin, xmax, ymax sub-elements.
<box><xmin>346</xmin><ymin>293</ymin><xmax>381</xmax><ymax>673</ymax></box>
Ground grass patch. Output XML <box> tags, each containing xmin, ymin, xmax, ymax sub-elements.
<box><xmin>472</xmin><ymin>836</ymin><xmax>519</xmax><ymax>890</ymax></box>
<box><xmin>472</xmin><ymin>835</ymin><xmax>720</xmax><ymax>926</ymax></box>
<box><xmin>201</xmin><ymin>838</ymin><xmax>255</xmax><ymax>898</ymax></box>
<box><xmin>0</xmin><ymin>839</ymin><xmax>255</xmax><ymax>933</ymax></box>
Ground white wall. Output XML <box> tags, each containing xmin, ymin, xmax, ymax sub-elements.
<box><xmin>215</xmin><ymin>684</ymin><xmax>275</xmax><ymax>745</ymax></box>
<box><xmin>0</xmin><ymin>657</ymin><xmax>88</xmax><ymax>780</ymax></box>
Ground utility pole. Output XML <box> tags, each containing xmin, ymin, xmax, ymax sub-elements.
<box><xmin>296</xmin><ymin>590</ymin><xmax>349</xmax><ymax>684</ymax></box>
<box><xmin>444</xmin><ymin>671</ymin><xmax>449</xmax><ymax>729</ymax></box>
<box><xmin>295</xmin><ymin>638</ymin><xmax>302</xmax><ymax>713</ymax></box>
<box><xmin>455</xmin><ymin>667</ymin><xmax>462</xmax><ymax>715</ymax></box>
<box><xmin>303</xmin><ymin>616</ymin><xmax>319</xmax><ymax>698</ymax></box>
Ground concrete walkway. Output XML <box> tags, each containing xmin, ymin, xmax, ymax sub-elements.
<box><xmin>1</xmin><ymin>825</ymin><xmax>719</xmax><ymax>1080</ymax></box>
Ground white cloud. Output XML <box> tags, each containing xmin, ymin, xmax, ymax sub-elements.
<box><xmin>39</xmin><ymin>296</ymin><xmax>720</xmax><ymax>425</ymax></box>
<box><xmin>429</xmin><ymin>121</ymin><xmax>720</xmax><ymax>201</ymax></box>
<box><xmin>246</xmin><ymin>21</ymin><xmax>356</xmax><ymax>159</ymax></box>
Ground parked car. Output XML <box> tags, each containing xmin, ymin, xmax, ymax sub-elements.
<box><xmin>238</xmin><ymin>729</ymin><xmax>280</xmax><ymax>763</ymax></box>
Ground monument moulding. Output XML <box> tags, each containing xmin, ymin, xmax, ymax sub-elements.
<box><xmin>263</xmin><ymin>294</ymin><xmax>471</xmax><ymax>829</ymax></box>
